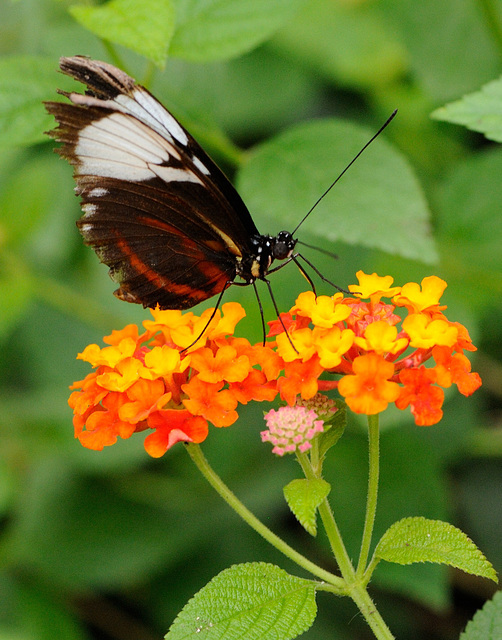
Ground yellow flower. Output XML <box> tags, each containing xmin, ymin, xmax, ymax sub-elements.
<box><xmin>354</xmin><ymin>321</ymin><xmax>408</xmax><ymax>355</ymax></box>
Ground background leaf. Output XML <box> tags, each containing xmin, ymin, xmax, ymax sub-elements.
<box><xmin>166</xmin><ymin>562</ymin><xmax>317</xmax><ymax>640</ymax></box>
<box><xmin>375</xmin><ymin>517</ymin><xmax>498</xmax><ymax>582</ymax></box>
<box><xmin>431</xmin><ymin>76</ymin><xmax>502</xmax><ymax>142</ymax></box>
<box><xmin>169</xmin><ymin>0</ymin><xmax>307</xmax><ymax>62</ymax></box>
<box><xmin>70</xmin><ymin>0</ymin><xmax>175</xmax><ymax>67</ymax></box>
<box><xmin>237</xmin><ymin>118</ymin><xmax>437</xmax><ymax>263</ymax></box>
<box><xmin>272</xmin><ymin>0</ymin><xmax>407</xmax><ymax>90</ymax></box>
<box><xmin>0</xmin><ymin>56</ymin><xmax>65</xmax><ymax>147</ymax></box>
<box><xmin>379</xmin><ymin>0</ymin><xmax>501</xmax><ymax>102</ymax></box>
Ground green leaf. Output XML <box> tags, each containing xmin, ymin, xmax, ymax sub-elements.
<box><xmin>435</xmin><ymin>147</ymin><xmax>502</xmax><ymax>306</ymax></box>
<box><xmin>432</xmin><ymin>76</ymin><xmax>502</xmax><ymax>143</ymax></box>
<box><xmin>70</xmin><ymin>0</ymin><xmax>175</xmax><ymax>67</ymax></box>
<box><xmin>272</xmin><ymin>0</ymin><xmax>407</xmax><ymax>90</ymax></box>
<box><xmin>460</xmin><ymin>590</ymin><xmax>502</xmax><ymax>640</ymax></box>
<box><xmin>283</xmin><ymin>478</ymin><xmax>330</xmax><ymax>537</ymax></box>
<box><xmin>169</xmin><ymin>0</ymin><xmax>307</xmax><ymax>62</ymax></box>
<box><xmin>237</xmin><ymin>118</ymin><xmax>437</xmax><ymax>264</ymax></box>
<box><xmin>380</xmin><ymin>0</ymin><xmax>500</xmax><ymax>102</ymax></box>
<box><xmin>166</xmin><ymin>562</ymin><xmax>317</xmax><ymax>639</ymax></box>
<box><xmin>375</xmin><ymin>517</ymin><xmax>498</xmax><ymax>582</ymax></box>
<box><xmin>0</xmin><ymin>56</ymin><xmax>62</xmax><ymax>147</ymax></box>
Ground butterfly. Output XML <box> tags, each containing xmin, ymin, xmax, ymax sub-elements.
<box><xmin>45</xmin><ymin>56</ymin><xmax>395</xmax><ymax>332</ymax></box>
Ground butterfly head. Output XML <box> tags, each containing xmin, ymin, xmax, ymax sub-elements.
<box><xmin>272</xmin><ymin>230</ymin><xmax>296</xmax><ymax>261</ymax></box>
<box><xmin>243</xmin><ymin>231</ymin><xmax>297</xmax><ymax>282</ymax></box>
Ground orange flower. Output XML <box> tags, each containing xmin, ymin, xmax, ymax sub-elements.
<box><xmin>182</xmin><ymin>377</ymin><xmax>238</xmax><ymax>427</ymax></box>
<box><xmin>69</xmin><ymin>272</ymin><xmax>482</xmax><ymax>456</ymax></box>
<box><xmin>432</xmin><ymin>346</ymin><xmax>482</xmax><ymax>396</ymax></box>
<box><xmin>268</xmin><ymin>271</ymin><xmax>481</xmax><ymax>427</ymax></box>
<box><xmin>69</xmin><ymin>303</ymin><xmax>278</xmax><ymax>457</ymax></box>
<box><xmin>277</xmin><ymin>357</ymin><xmax>324</xmax><ymax>406</ymax></box>
<box><xmin>396</xmin><ymin>368</ymin><xmax>444</xmax><ymax>426</ymax></box>
<box><xmin>294</xmin><ymin>291</ymin><xmax>351</xmax><ymax>327</ymax></box>
<box><xmin>229</xmin><ymin>369</ymin><xmax>278</xmax><ymax>404</ymax></box>
<box><xmin>338</xmin><ymin>354</ymin><xmax>400</xmax><ymax>415</ymax></box>
<box><xmin>144</xmin><ymin>410</ymin><xmax>208</xmax><ymax>458</ymax></box>
<box><xmin>189</xmin><ymin>346</ymin><xmax>250</xmax><ymax>384</ymax></box>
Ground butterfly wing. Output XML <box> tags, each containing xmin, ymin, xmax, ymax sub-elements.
<box><xmin>45</xmin><ymin>56</ymin><xmax>259</xmax><ymax>309</ymax></box>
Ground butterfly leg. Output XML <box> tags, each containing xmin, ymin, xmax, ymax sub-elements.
<box><xmin>262</xmin><ymin>278</ymin><xmax>299</xmax><ymax>354</ymax></box>
<box><xmin>265</xmin><ymin>252</ymin><xmax>318</xmax><ymax>296</ymax></box>
<box><xmin>294</xmin><ymin>253</ymin><xmax>349</xmax><ymax>294</ymax></box>
<box><xmin>180</xmin><ymin>282</ymin><xmax>233</xmax><ymax>352</ymax></box>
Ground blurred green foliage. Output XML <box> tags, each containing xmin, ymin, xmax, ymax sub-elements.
<box><xmin>1</xmin><ymin>0</ymin><xmax>501</xmax><ymax>638</ymax></box>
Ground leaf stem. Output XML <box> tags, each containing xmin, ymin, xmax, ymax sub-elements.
<box><xmin>100</xmin><ymin>40</ymin><xmax>127</xmax><ymax>71</ymax></box>
<box><xmin>185</xmin><ymin>443</ymin><xmax>345</xmax><ymax>590</ymax></box>
<box><xmin>357</xmin><ymin>413</ymin><xmax>381</xmax><ymax>579</ymax></box>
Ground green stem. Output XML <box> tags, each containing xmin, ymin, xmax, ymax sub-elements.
<box><xmin>296</xmin><ymin>451</ymin><xmax>355</xmax><ymax>579</ymax></box>
<box><xmin>185</xmin><ymin>443</ymin><xmax>344</xmax><ymax>590</ymax></box>
<box><xmin>297</xmin><ymin>433</ymin><xmax>393</xmax><ymax>640</ymax></box>
<box><xmin>357</xmin><ymin>413</ymin><xmax>381</xmax><ymax>579</ymax></box>
<box><xmin>140</xmin><ymin>60</ymin><xmax>157</xmax><ymax>88</ymax></box>
<box><xmin>101</xmin><ymin>40</ymin><xmax>127</xmax><ymax>70</ymax></box>
<box><xmin>349</xmin><ymin>585</ymin><xmax>395</xmax><ymax>640</ymax></box>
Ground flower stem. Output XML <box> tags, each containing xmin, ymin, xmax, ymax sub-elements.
<box><xmin>296</xmin><ymin>451</ymin><xmax>354</xmax><ymax>579</ymax></box>
<box><xmin>349</xmin><ymin>585</ymin><xmax>395</xmax><ymax>640</ymax></box>
<box><xmin>297</xmin><ymin>429</ymin><xmax>393</xmax><ymax>640</ymax></box>
<box><xmin>185</xmin><ymin>443</ymin><xmax>344</xmax><ymax>589</ymax></box>
<box><xmin>357</xmin><ymin>413</ymin><xmax>381</xmax><ymax>579</ymax></box>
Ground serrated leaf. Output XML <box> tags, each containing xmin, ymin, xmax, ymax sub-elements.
<box><xmin>169</xmin><ymin>0</ymin><xmax>307</xmax><ymax>62</ymax></box>
<box><xmin>70</xmin><ymin>0</ymin><xmax>175</xmax><ymax>67</ymax></box>
<box><xmin>432</xmin><ymin>76</ymin><xmax>502</xmax><ymax>142</ymax></box>
<box><xmin>166</xmin><ymin>562</ymin><xmax>317</xmax><ymax>640</ymax></box>
<box><xmin>0</xmin><ymin>57</ymin><xmax>62</xmax><ymax>147</ymax></box>
<box><xmin>375</xmin><ymin>517</ymin><xmax>498</xmax><ymax>582</ymax></box>
<box><xmin>237</xmin><ymin>118</ymin><xmax>437</xmax><ymax>264</ymax></box>
<box><xmin>460</xmin><ymin>590</ymin><xmax>502</xmax><ymax>640</ymax></box>
<box><xmin>283</xmin><ymin>478</ymin><xmax>330</xmax><ymax>537</ymax></box>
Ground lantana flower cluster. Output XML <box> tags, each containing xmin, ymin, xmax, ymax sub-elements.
<box><xmin>69</xmin><ymin>272</ymin><xmax>482</xmax><ymax>457</ymax></box>
<box><xmin>269</xmin><ymin>271</ymin><xmax>481</xmax><ymax>426</ymax></box>
<box><xmin>69</xmin><ymin>303</ymin><xmax>279</xmax><ymax>457</ymax></box>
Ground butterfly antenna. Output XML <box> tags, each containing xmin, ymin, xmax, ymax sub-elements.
<box><xmin>296</xmin><ymin>239</ymin><xmax>338</xmax><ymax>260</ymax></box>
<box><xmin>291</xmin><ymin>109</ymin><xmax>397</xmax><ymax>236</ymax></box>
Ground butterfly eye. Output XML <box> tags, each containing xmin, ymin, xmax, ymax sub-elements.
<box><xmin>273</xmin><ymin>231</ymin><xmax>296</xmax><ymax>261</ymax></box>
